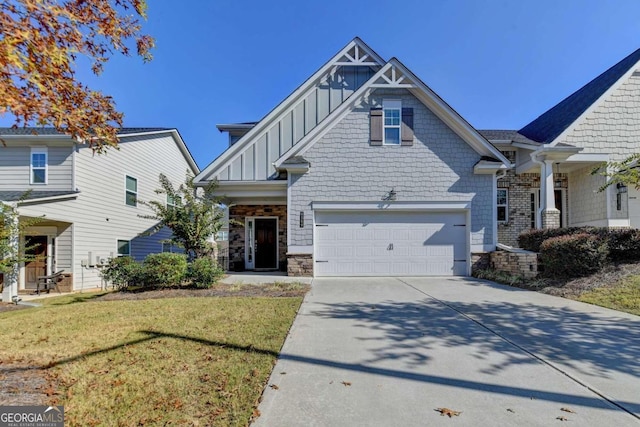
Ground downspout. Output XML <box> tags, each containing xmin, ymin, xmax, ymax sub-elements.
<box><xmin>494</xmin><ymin>169</ymin><xmax>507</xmax><ymax>250</ymax></box>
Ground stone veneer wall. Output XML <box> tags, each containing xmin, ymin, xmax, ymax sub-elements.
<box><xmin>490</xmin><ymin>250</ymin><xmax>539</xmax><ymax>279</ymax></box>
<box><xmin>497</xmin><ymin>151</ymin><xmax>568</xmax><ymax>247</ymax></box>
<box><xmin>287</xmin><ymin>254</ymin><xmax>313</xmax><ymax>277</ymax></box>
<box><xmin>229</xmin><ymin>205</ymin><xmax>287</xmax><ymax>270</ymax></box>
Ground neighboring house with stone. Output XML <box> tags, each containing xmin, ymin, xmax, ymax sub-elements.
<box><xmin>0</xmin><ymin>128</ymin><xmax>199</xmax><ymax>301</ymax></box>
<box><xmin>492</xmin><ymin>47</ymin><xmax>640</xmax><ymax>246</ymax></box>
<box><xmin>195</xmin><ymin>38</ymin><xmax>511</xmax><ymax>277</ymax></box>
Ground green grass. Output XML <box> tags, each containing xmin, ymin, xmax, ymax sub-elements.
<box><xmin>0</xmin><ymin>293</ymin><xmax>302</xmax><ymax>426</ymax></box>
<box><xmin>579</xmin><ymin>275</ymin><xmax>640</xmax><ymax>316</ymax></box>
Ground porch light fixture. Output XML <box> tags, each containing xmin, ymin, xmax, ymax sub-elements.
<box><xmin>554</xmin><ymin>163</ymin><xmax>563</xmax><ymax>188</ymax></box>
<box><xmin>616</xmin><ymin>183</ymin><xmax>628</xmax><ymax>194</ymax></box>
<box><xmin>382</xmin><ymin>188</ymin><xmax>397</xmax><ymax>201</ymax></box>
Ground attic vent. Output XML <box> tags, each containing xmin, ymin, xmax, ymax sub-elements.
<box><xmin>633</xmin><ymin>71</ymin><xmax>640</xmax><ymax>77</ymax></box>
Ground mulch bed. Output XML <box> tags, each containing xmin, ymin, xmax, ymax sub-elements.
<box><xmin>539</xmin><ymin>262</ymin><xmax>640</xmax><ymax>298</ymax></box>
<box><xmin>95</xmin><ymin>283</ymin><xmax>310</xmax><ymax>301</ymax></box>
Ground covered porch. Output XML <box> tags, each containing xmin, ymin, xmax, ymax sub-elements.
<box><xmin>498</xmin><ymin>146</ymin><xmax>622</xmax><ymax>247</ymax></box>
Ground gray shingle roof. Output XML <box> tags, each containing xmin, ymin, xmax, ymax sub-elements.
<box><xmin>0</xmin><ymin>127</ymin><xmax>171</xmax><ymax>136</ymax></box>
<box><xmin>282</xmin><ymin>156</ymin><xmax>309</xmax><ymax>165</ymax></box>
<box><xmin>478</xmin><ymin>130</ymin><xmax>539</xmax><ymax>145</ymax></box>
<box><xmin>519</xmin><ymin>48</ymin><xmax>640</xmax><ymax>143</ymax></box>
<box><xmin>0</xmin><ymin>190</ymin><xmax>79</xmax><ymax>202</ymax></box>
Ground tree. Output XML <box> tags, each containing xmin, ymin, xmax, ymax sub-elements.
<box><xmin>592</xmin><ymin>154</ymin><xmax>640</xmax><ymax>191</ymax></box>
<box><xmin>0</xmin><ymin>200</ymin><xmax>41</xmax><ymax>275</ymax></box>
<box><xmin>139</xmin><ymin>173</ymin><xmax>227</xmax><ymax>260</ymax></box>
<box><xmin>0</xmin><ymin>0</ymin><xmax>154</xmax><ymax>152</ymax></box>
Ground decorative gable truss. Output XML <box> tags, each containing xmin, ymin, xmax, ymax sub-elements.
<box><xmin>194</xmin><ymin>38</ymin><xmax>386</xmax><ymax>184</ymax></box>
<box><xmin>274</xmin><ymin>59</ymin><xmax>510</xmax><ymax>170</ymax></box>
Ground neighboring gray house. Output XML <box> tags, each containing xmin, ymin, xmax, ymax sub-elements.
<box><xmin>195</xmin><ymin>38</ymin><xmax>510</xmax><ymax>277</ymax></box>
<box><xmin>195</xmin><ymin>38</ymin><xmax>640</xmax><ymax>277</ymax></box>
<box><xmin>1</xmin><ymin>128</ymin><xmax>198</xmax><ymax>300</ymax></box>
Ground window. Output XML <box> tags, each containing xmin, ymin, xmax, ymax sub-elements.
<box><xmin>30</xmin><ymin>148</ymin><xmax>47</xmax><ymax>184</ymax></box>
<box><xmin>497</xmin><ymin>189</ymin><xmax>508</xmax><ymax>222</ymax></box>
<box><xmin>117</xmin><ymin>240</ymin><xmax>131</xmax><ymax>257</ymax></box>
<box><xmin>162</xmin><ymin>242</ymin><xmax>173</xmax><ymax>253</ymax></box>
<box><xmin>166</xmin><ymin>194</ymin><xmax>181</xmax><ymax>208</ymax></box>
<box><xmin>383</xmin><ymin>100</ymin><xmax>401</xmax><ymax>145</ymax></box>
<box><xmin>216</xmin><ymin>231</ymin><xmax>228</xmax><ymax>241</ymax></box>
<box><xmin>125</xmin><ymin>175</ymin><xmax>137</xmax><ymax>207</ymax></box>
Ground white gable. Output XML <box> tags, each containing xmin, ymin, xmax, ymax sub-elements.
<box><xmin>195</xmin><ymin>38</ymin><xmax>385</xmax><ymax>183</ymax></box>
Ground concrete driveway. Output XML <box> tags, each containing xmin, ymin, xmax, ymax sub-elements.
<box><xmin>254</xmin><ymin>277</ymin><xmax>640</xmax><ymax>426</ymax></box>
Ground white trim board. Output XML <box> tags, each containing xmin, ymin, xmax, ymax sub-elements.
<box><xmin>311</xmin><ymin>201</ymin><xmax>472</xmax><ymax>211</ymax></box>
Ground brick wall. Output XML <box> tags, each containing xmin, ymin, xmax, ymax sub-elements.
<box><xmin>490</xmin><ymin>250</ymin><xmax>539</xmax><ymax>279</ymax></box>
<box><xmin>229</xmin><ymin>205</ymin><xmax>287</xmax><ymax>269</ymax></box>
<box><xmin>497</xmin><ymin>169</ymin><xmax>568</xmax><ymax>246</ymax></box>
<box><xmin>287</xmin><ymin>254</ymin><xmax>313</xmax><ymax>277</ymax></box>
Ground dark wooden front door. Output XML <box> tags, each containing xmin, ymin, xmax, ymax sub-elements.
<box><xmin>25</xmin><ymin>236</ymin><xmax>47</xmax><ymax>289</ymax></box>
<box><xmin>255</xmin><ymin>219</ymin><xmax>277</xmax><ymax>269</ymax></box>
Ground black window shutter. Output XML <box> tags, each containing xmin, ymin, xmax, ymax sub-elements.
<box><xmin>370</xmin><ymin>108</ymin><xmax>383</xmax><ymax>146</ymax></box>
<box><xmin>401</xmin><ymin>108</ymin><xmax>414</xmax><ymax>146</ymax></box>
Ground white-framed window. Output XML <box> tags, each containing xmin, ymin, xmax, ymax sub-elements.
<box><xmin>383</xmin><ymin>100</ymin><xmax>401</xmax><ymax>145</ymax></box>
<box><xmin>497</xmin><ymin>189</ymin><xmax>508</xmax><ymax>223</ymax></box>
<box><xmin>125</xmin><ymin>175</ymin><xmax>137</xmax><ymax>207</ymax></box>
<box><xmin>166</xmin><ymin>194</ymin><xmax>181</xmax><ymax>208</ymax></box>
<box><xmin>30</xmin><ymin>148</ymin><xmax>48</xmax><ymax>184</ymax></box>
<box><xmin>117</xmin><ymin>239</ymin><xmax>131</xmax><ymax>257</ymax></box>
<box><xmin>216</xmin><ymin>231</ymin><xmax>228</xmax><ymax>241</ymax></box>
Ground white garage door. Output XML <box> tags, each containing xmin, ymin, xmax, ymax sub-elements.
<box><xmin>314</xmin><ymin>211</ymin><xmax>468</xmax><ymax>277</ymax></box>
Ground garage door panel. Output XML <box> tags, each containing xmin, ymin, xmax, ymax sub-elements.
<box><xmin>315</xmin><ymin>211</ymin><xmax>468</xmax><ymax>277</ymax></box>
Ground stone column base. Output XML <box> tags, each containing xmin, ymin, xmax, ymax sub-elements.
<box><xmin>542</xmin><ymin>209</ymin><xmax>560</xmax><ymax>229</ymax></box>
<box><xmin>287</xmin><ymin>254</ymin><xmax>313</xmax><ymax>277</ymax></box>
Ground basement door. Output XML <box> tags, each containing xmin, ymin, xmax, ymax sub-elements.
<box><xmin>314</xmin><ymin>211</ymin><xmax>467</xmax><ymax>277</ymax></box>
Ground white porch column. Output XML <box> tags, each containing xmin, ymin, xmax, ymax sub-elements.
<box><xmin>1</xmin><ymin>207</ymin><xmax>19</xmax><ymax>302</ymax></box>
<box><xmin>541</xmin><ymin>160</ymin><xmax>560</xmax><ymax>229</ymax></box>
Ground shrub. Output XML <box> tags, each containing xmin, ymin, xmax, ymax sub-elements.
<box><xmin>607</xmin><ymin>228</ymin><xmax>640</xmax><ymax>261</ymax></box>
<box><xmin>187</xmin><ymin>257</ymin><xmax>224</xmax><ymax>288</ymax></box>
<box><xmin>539</xmin><ymin>233</ymin><xmax>609</xmax><ymax>279</ymax></box>
<box><xmin>101</xmin><ymin>256</ymin><xmax>142</xmax><ymax>290</ymax></box>
<box><xmin>142</xmin><ymin>253</ymin><xmax>187</xmax><ymax>288</ymax></box>
<box><xmin>518</xmin><ymin>227</ymin><xmax>587</xmax><ymax>252</ymax></box>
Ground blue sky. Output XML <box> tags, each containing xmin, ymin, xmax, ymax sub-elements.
<box><xmin>3</xmin><ymin>0</ymin><xmax>640</xmax><ymax>170</ymax></box>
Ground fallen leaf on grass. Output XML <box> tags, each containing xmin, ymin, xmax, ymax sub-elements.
<box><xmin>435</xmin><ymin>408</ymin><xmax>462</xmax><ymax>417</ymax></box>
<box><xmin>560</xmin><ymin>408</ymin><xmax>576</xmax><ymax>413</ymax></box>
<box><xmin>341</xmin><ymin>381</ymin><xmax>351</xmax><ymax>386</ymax></box>
<box><xmin>556</xmin><ymin>416</ymin><xmax>569</xmax><ymax>421</ymax></box>
<box><xmin>252</xmin><ymin>408</ymin><xmax>261</xmax><ymax>418</ymax></box>
<box><xmin>269</xmin><ymin>384</ymin><xmax>279</xmax><ymax>390</ymax></box>
<box><xmin>280</xmin><ymin>371</ymin><xmax>287</xmax><ymax>375</ymax></box>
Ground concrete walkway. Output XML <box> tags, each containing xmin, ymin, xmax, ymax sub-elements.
<box><xmin>254</xmin><ymin>277</ymin><xmax>640</xmax><ymax>426</ymax></box>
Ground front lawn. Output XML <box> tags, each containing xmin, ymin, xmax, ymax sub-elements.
<box><xmin>578</xmin><ymin>274</ymin><xmax>640</xmax><ymax>316</ymax></box>
<box><xmin>0</xmin><ymin>289</ymin><xmax>304</xmax><ymax>426</ymax></box>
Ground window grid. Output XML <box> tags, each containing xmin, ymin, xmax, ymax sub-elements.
<box><xmin>125</xmin><ymin>175</ymin><xmax>137</xmax><ymax>207</ymax></box>
<box><xmin>30</xmin><ymin>151</ymin><xmax>47</xmax><ymax>184</ymax></box>
<box><xmin>497</xmin><ymin>189</ymin><xmax>508</xmax><ymax>223</ymax></box>
<box><xmin>383</xmin><ymin>100</ymin><xmax>401</xmax><ymax>145</ymax></box>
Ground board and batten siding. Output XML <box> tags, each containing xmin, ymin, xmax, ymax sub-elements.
<box><xmin>18</xmin><ymin>133</ymin><xmax>195</xmax><ymax>289</ymax></box>
<box><xmin>0</xmin><ymin>145</ymin><xmax>74</xmax><ymax>191</ymax></box>
<box><xmin>289</xmin><ymin>89</ymin><xmax>494</xmax><ymax>251</ymax></box>
<box><xmin>216</xmin><ymin>66</ymin><xmax>375</xmax><ymax>182</ymax></box>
